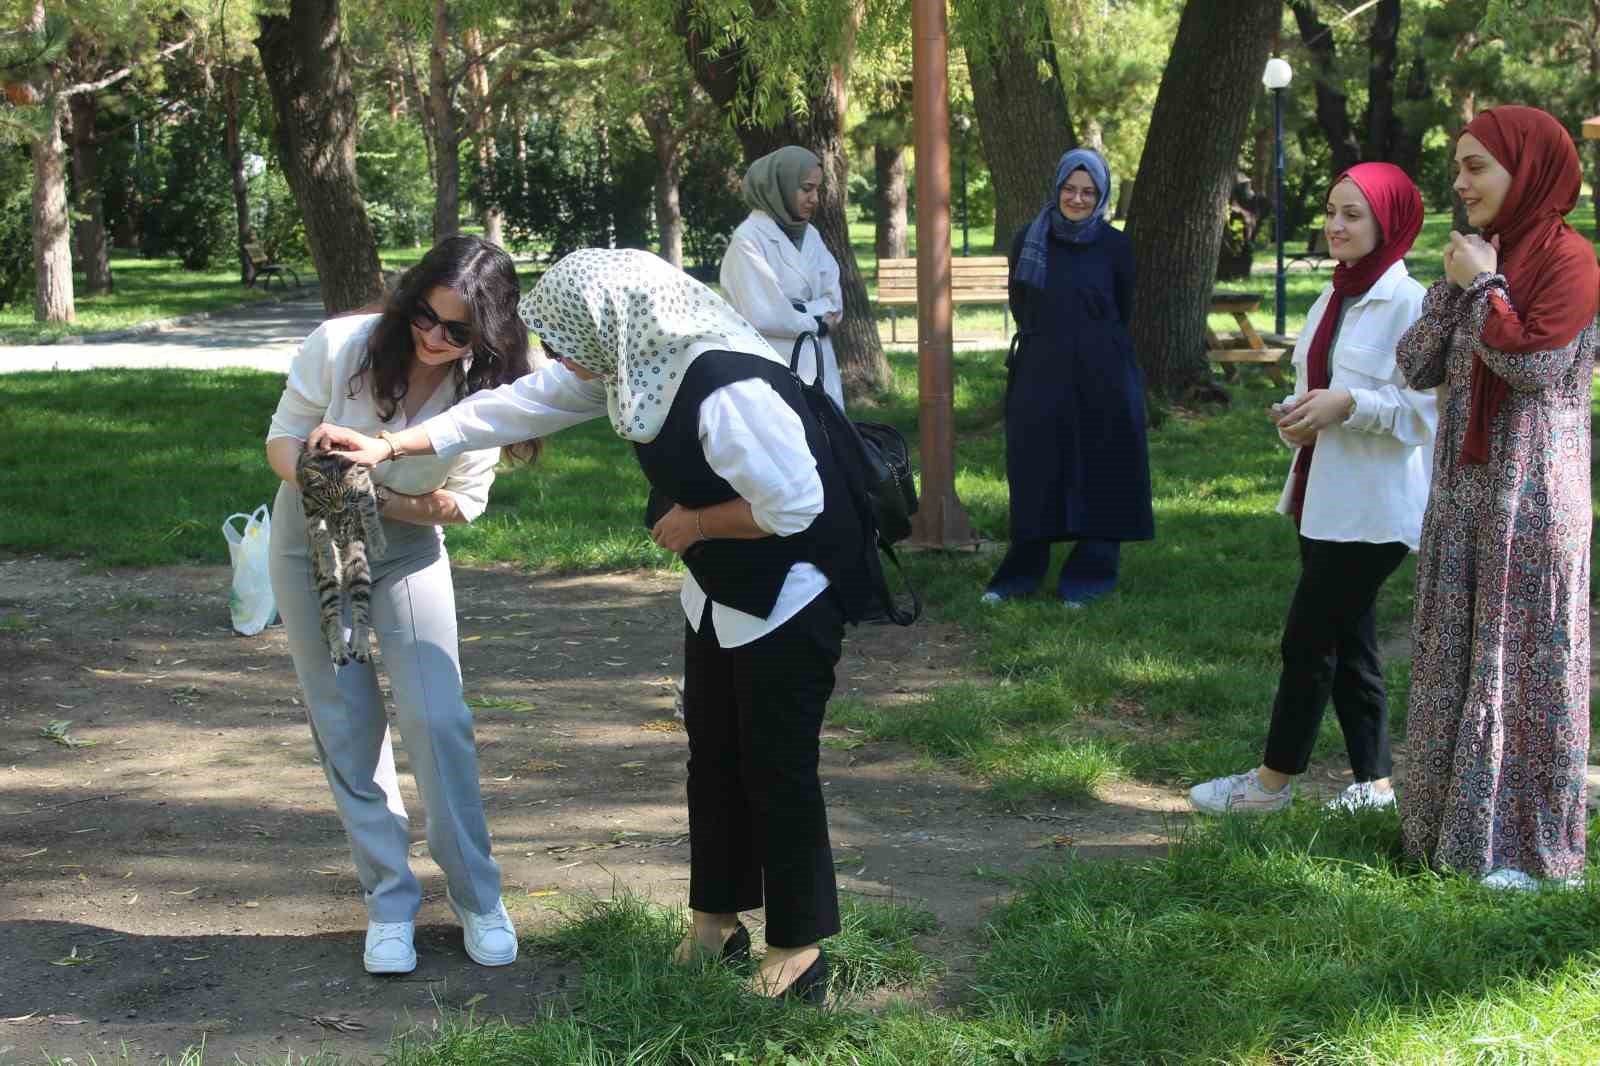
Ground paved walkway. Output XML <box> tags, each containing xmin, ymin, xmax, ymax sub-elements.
<box><xmin>0</xmin><ymin>296</ymin><xmax>327</xmax><ymax>375</ymax></box>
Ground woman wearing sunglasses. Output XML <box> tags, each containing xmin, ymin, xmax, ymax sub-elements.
<box><xmin>264</xmin><ymin>235</ymin><xmax>538</xmax><ymax>974</ymax></box>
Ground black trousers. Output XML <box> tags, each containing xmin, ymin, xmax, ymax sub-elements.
<box><xmin>1262</xmin><ymin>536</ymin><xmax>1409</xmax><ymax>781</ymax></box>
<box><xmin>682</xmin><ymin>591</ymin><xmax>844</xmax><ymax>948</ymax></box>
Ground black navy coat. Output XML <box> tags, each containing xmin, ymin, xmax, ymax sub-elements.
<box><xmin>1003</xmin><ymin>224</ymin><xmax>1154</xmax><ymax>544</ymax></box>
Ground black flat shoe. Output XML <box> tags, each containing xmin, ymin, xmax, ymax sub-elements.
<box><xmin>767</xmin><ymin>949</ymin><xmax>828</xmax><ymax>1006</ymax></box>
<box><xmin>720</xmin><ymin>922</ymin><xmax>751</xmax><ymax>964</ymax></box>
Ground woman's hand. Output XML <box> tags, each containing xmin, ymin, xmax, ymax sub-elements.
<box><xmin>1275</xmin><ymin>389</ymin><xmax>1354</xmax><ymax>446</ymax></box>
<box><xmin>650</xmin><ymin>504</ymin><xmax>704</xmax><ymax>555</ymax></box>
<box><xmin>1445</xmin><ymin>231</ymin><xmax>1498</xmax><ymax>289</ymax></box>
<box><xmin>308</xmin><ymin>423</ymin><xmax>389</xmax><ymax>466</ymax></box>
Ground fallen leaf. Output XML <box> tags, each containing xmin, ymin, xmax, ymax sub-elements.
<box><xmin>526</xmin><ymin>889</ymin><xmax>560</xmax><ymax>898</ymax></box>
<box><xmin>461</xmin><ymin>993</ymin><xmax>487</xmax><ymax>1008</ymax></box>
<box><xmin>462</xmin><ymin>635</ymin><xmax>482</xmax><ymax>642</ymax></box>
<box><xmin>639</xmin><ymin>719</ymin><xmax>683</xmax><ymax>733</ymax></box>
<box><xmin>242</xmin><ymin>900</ymin><xmax>260</xmax><ymax>909</ymax></box>
<box><xmin>617</xmin><ymin>761</ymin><xmax>646</xmax><ymax>770</ymax></box>
<box><xmin>50</xmin><ymin>947</ymin><xmax>92</xmax><ymax>966</ymax></box>
<box><xmin>166</xmin><ymin>887</ymin><xmax>199</xmax><ymax>896</ymax></box>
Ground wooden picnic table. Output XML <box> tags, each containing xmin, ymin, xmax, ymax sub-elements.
<box><xmin>1206</xmin><ymin>290</ymin><xmax>1290</xmax><ymax>388</ymax></box>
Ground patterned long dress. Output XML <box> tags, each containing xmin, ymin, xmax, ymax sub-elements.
<box><xmin>1396</xmin><ymin>272</ymin><xmax>1594</xmax><ymax>881</ymax></box>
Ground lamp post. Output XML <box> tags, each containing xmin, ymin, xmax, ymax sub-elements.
<box><xmin>1262</xmin><ymin>56</ymin><xmax>1293</xmax><ymax>337</ymax></box>
<box><xmin>955</xmin><ymin>114</ymin><xmax>971</xmax><ymax>257</ymax></box>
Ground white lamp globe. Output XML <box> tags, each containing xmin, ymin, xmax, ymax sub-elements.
<box><xmin>1262</xmin><ymin>57</ymin><xmax>1293</xmax><ymax>91</ymax></box>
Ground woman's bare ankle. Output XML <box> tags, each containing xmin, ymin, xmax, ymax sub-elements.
<box><xmin>1256</xmin><ymin>766</ymin><xmax>1292</xmax><ymax>793</ymax></box>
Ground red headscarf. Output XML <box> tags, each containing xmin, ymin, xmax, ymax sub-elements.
<box><xmin>1290</xmin><ymin>163</ymin><xmax>1424</xmax><ymax>525</ymax></box>
<box><xmin>1459</xmin><ymin>105</ymin><xmax>1600</xmax><ymax>464</ymax></box>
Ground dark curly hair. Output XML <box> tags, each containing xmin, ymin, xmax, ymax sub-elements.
<box><xmin>350</xmin><ymin>235</ymin><xmax>540</xmax><ymax>463</ymax></box>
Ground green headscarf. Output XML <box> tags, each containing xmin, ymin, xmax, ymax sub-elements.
<box><xmin>741</xmin><ymin>146</ymin><xmax>822</xmax><ymax>247</ymax></box>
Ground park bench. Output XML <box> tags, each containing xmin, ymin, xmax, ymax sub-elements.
<box><xmin>243</xmin><ymin>242</ymin><xmax>301</xmax><ymax>290</ymax></box>
<box><xmin>876</xmin><ymin>256</ymin><xmax>1010</xmax><ymax>342</ymax></box>
<box><xmin>1287</xmin><ymin>230</ymin><xmax>1333</xmax><ymax>270</ymax></box>
<box><xmin>1206</xmin><ymin>290</ymin><xmax>1290</xmax><ymax>388</ymax></box>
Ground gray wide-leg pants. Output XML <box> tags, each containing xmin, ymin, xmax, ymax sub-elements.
<box><xmin>268</xmin><ymin>480</ymin><xmax>501</xmax><ymax>922</ymax></box>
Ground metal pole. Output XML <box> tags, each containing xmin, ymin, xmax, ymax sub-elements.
<box><xmin>1273</xmin><ymin>86</ymin><xmax>1286</xmax><ymax>337</ymax></box>
<box><xmin>960</xmin><ymin>129</ymin><xmax>969</xmax><ymax>257</ymax></box>
<box><xmin>909</xmin><ymin>0</ymin><xmax>973</xmax><ymax>548</ymax></box>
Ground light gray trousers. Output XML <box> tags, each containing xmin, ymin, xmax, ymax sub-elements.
<box><xmin>268</xmin><ymin>480</ymin><xmax>501</xmax><ymax>922</ymax></box>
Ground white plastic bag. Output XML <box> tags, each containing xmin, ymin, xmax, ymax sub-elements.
<box><xmin>224</xmin><ymin>505</ymin><xmax>278</xmax><ymax>636</ymax></box>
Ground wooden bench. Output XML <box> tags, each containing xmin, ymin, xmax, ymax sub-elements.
<box><xmin>1206</xmin><ymin>291</ymin><xmax>1290</xmax><ymax>387</ymax></box>
<box><xmin>876</xmin><ymin>256</ymin><xmax>1010</xmax><ymax>342</ymax></box>
<box><xmin>243</xmin><ymin>242</ymin><xmax>301</xmax><ymax>290</ymax></box>
<box><xmin>1287</xmin><ymin>230</ymin><xmax>1333</xmax><ymax>270</ymax></box>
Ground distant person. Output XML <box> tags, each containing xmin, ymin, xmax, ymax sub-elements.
<box><xmin>265</xmin><ymin>236</ymin><xmax>534</xmax><ymax>974</ymax></box>
<box><xmin>720</xmin><ymin>146</ymin><xmax>846</xmax><ymax>409</ymax></box>
<box><xmin>311</xmin><ymin>248</ymin><xmax>875</xmax><ymax>1004</ymax></box>
<box><xmin>982</xmin><ymin>147</ymin><xmax>1152</xmax><ymax>607</ymax></box>
<box><xmin>1396</xmin><ymin>105</ymin><xmax>1598</xmax><ymax>890</ymax></box>
<box><xmin>1189</xmin><ymin>163</ymin><xmax>1434</xmax><ymax>816</ymax></box>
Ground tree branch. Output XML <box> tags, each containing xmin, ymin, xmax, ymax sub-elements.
<box><xmin>59</xmin><ymin>33</ymin><xmax>193</xmax><ymax>97</ymax></box>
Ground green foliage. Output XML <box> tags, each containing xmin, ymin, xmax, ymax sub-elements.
<box><xmin>0</xmin><ymin>145</ymin><xmax>34</xmax><ymax>308</ymax></box>
<box><xmin>356</xmin><ymin>113</ymin><xmax>432</xmax><ymax>249</ymax></box>
<box><xmin>156</xmin><ymin>109</ymin><xmax>235</xmax><ymax>270</ymax></box>
<box><xmin>250</xmin><ymin>164</ymin><xmax>308</xmax><ymax>264</ymax></box>
<box><xmin>479</xmin><ymin>116</ymin><xmax>655</xmax><ymax>258</ymax></box>
<box><xmin>679</xmin><ymin>125</ymin><xmax>749</xmax><ymax>269</ymax></box>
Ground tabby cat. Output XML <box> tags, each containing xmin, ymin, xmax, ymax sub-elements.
<box><xmin>295</xmin><ymin>449</ymin><xmax>387</xmax><ymax>666</ymax></box>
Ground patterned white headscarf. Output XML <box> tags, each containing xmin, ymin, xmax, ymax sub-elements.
<box><xmin>518</xmin><ymin>248</ymin><xmax>782</xmax><ymax>443</ymax></box>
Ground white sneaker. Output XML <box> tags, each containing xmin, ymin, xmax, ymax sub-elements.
<box><xmin>1188</xmin><ymin>770</ymin><xmax>1293</xmax><ymax>815</ymax></box>
<box><xmin>448</xmin><ymin>892</ymin><xmax>518</xmax><ymax>966</ymax></box>
<box><xmin>979</xmin><ymin>591</ymin><xmax>1003</xmax><ymax>606</ymax></box>
<box><xmin>1480</xmin><ymin>868</ymin><xmax>1540</xmax><ymax>892</ymax></box>
<box><xmin>364</xmin><ymin>920</ymin><xmax>417</xmax><ymax>974</ymax></box>
<box><xmin>1325</xmin><ymin>781</ymin><xmax>1397</xmax><ymax>813</ymax></box>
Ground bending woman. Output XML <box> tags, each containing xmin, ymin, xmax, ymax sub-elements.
<box><xmin>1396</xmin><ymin>106</ymin><xmax>1598</xmax><ymax>890</ymax></box>
<box><xmin>265</xmin><ymin>236</ymin><xmax>535</xmax><ymax>974</ymax></box>
<box><xmin>312</xmin><ymin>248</ymin><xmax>874</xmax><ymax>1003</ymax></box>
<box><xmin>720</xmin><ymin>146</ymin><xmax>847</xmax><ymax>409</ymax></box>
<box><xmin>1189</xmin><ymin>163</ymin><xmax>1434</xmax><ymax>816</ymax></box>
<box><xmin>983</xmin><ymin>148</ymin><xmax>1153</xmax><ymax>606</ymax></box>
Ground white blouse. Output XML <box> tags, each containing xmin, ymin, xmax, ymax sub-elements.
<box><xmin>1274</xmin><ymin>260</ymin><xmax>1437</xmax><ymax>549</ymax></box>
<box><xmin>423</xmin><ymin>360</ymin><xmax>828</xmax><ymax>647</ymax></box>
<box><xmin>266</xmin><ymin>314</ymin><xmax>501</xmax><ymax>522</ymax></box>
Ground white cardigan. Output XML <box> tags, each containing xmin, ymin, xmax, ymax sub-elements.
<box><xmin>1274</xmin><ymin>260</ymin><xmax>1437</xmax><ymax>550</ymax></box>
<box><xmin>719</xmin><ymin>211</ymin><xmax>846</xmax><ymax>409</ymax></box>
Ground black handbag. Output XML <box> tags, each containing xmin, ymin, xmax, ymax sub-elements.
<box><xmin>790</xmin><ymin>333</ymin><xmax>920</xmax><ymax>625</ymax></box>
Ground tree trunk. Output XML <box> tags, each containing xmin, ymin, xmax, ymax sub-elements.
<box><xmin>966</xmin><ymin>0</ymin><xmax>1076</xmax><ymax>253</ymax></box>
<box><xmin>67</xmin><ymin>92</ymin><xmax>112</xmax><ymax>296</ymax></box>
<box><xmin>1291</xmin><ymin>1</ymin><xmax>1360</xmax><ymax>177</ymax></box>
<box><xmin>33</xmin><ymin>96</ymin><xmax>74</xmax><ymax>324</ymax></box>
<box><xmin>224</xmin><ymin>64</ymin><xmax>257</xmax><ymax>284</ymax></box>
<box><xmin>678</xmin><ymin>10</ymin><xmax>887</xmax><ymax>396</ymax></box>
<box><xmin>1365</xmin><ymin>0</ymin><xmax>1401</xmax><ymax>161</ymax></box>
<box><xmin>874</xmin><ymin>143</ymin><xmax>907</xmax><ymax>260</ymax></box>
<box><xmin>642</xmin><ymin>108</ymin><xmax>683</xmax><ymax>268</ymax></box>
<box><xmin>463</xmin><ymin>27</ymin><xmax>502</xmax><ymax>248</ymax></box>
<box><xmin>1127</xmin><ymin>0</ymin><xmax>1281</xmax><ymax>401</ymax></box>
<box><xmin>429</xmin><ymin>0</ymin><xmax>459</xmax><ymax>241</ymax></box>
<box><xmin>256</xmin><ymin>0</ymin><xmax>384</xmax><ymax>314</ymax></box>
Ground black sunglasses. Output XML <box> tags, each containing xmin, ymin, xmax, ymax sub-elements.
<box><xmin>410</xmin><ymin>299</ymin><xmax>473</xmax><ymax>348</ymax></box>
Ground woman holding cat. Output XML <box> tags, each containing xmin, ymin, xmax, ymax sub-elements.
<box><xmin>264</xmin><ymin>235</ymin><xmax>537</xmax><ymax>975</ymax></box>
<box><xmin>310</xmin><ymin>248</ymin><xmax>875</xmax><ymax>1006</ymax></box>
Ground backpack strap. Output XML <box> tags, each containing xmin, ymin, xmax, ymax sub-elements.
<box><xmin>876</xmin><ymin>543</ymin><xmax>922</xmax><ymax>625</ymax></box>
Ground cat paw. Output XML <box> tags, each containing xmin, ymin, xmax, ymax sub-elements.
<box><xmin>350</xmin><ymin>648</ymin><xmax>370</xmax><ymax>664</ymax></box>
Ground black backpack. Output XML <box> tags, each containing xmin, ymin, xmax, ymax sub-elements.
<box><xmin>790</xmin><ymin>333</ymin><xmax>920</xmax><ymax>626</ymax></box>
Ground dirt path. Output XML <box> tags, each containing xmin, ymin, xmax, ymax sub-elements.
<box><xmin>0</xmin><ymin>556</ymin><xmax>1188</xmax><ymax>1065</ymax></box>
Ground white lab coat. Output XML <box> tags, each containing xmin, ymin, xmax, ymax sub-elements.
<box><xmin>720</xmin><ymin>211</ymin><xmax>846</xmax><ymax>409</ymax></box>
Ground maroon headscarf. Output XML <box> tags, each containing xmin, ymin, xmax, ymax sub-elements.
<box><xmin>1289</xmin><ymin>162</ymin><xmax>1424</xmax><ymax>524</ymax></box>
<box><xmin>1459</xmin><ymin>106</ymin><xmax>1600</xmax><ymax>464</ymax></box>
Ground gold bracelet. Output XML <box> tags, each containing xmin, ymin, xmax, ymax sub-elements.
<box><xmin>695</xmin><ymin>509</ymin><xmax>707</xmax><ymax>542</ymax></box>
<box><xmin>378</xmin><ymin>430</ymin><xmax>400</xmax><ymax>461</ymax></box>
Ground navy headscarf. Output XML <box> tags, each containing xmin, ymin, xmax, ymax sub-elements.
<box><xmin>1014</xmin><ymin>148</ymin><xmax>1113</xmax><ymax>291</ymax></box>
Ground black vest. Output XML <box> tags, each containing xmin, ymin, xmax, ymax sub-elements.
<box><xmin>634</xmin><ymin>351</ymin><xmax>871</xmax><ymax>621</ymax></box>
